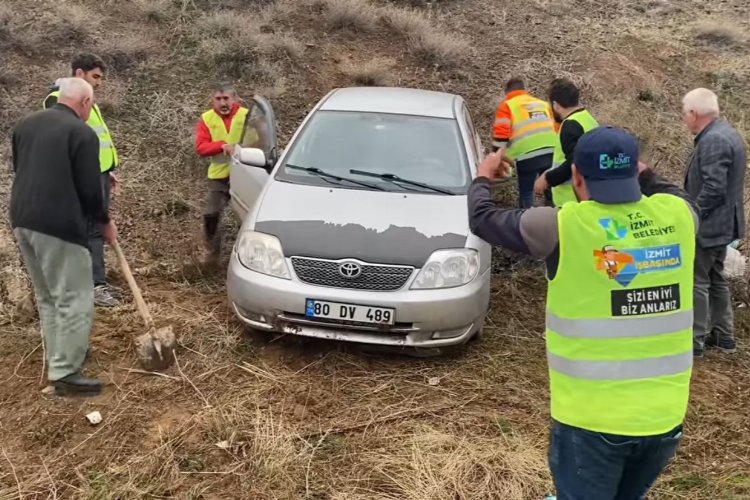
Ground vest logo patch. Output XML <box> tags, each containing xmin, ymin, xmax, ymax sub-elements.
<box><xmin>611</xmin><ymin>284</ymin><xmax>680</xmax><ymax>316</ymax></box>
<box><xmin>599</xmin><ymin>217</ymin><xmax>628</xmax><ymax>240</ymax></box>
<box><xmin>594</xmin><ymin>244</ymin><xmax>682</xmax><ymax>287</ymax></box>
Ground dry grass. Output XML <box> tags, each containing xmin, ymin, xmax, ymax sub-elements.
<box><xmin>342</xmin><ymin>57</ymin><xmax>396</xmax><ymax>86</ymax></box>
<box><xmin>380</xmin><ymin>5</ymin><xmax>432</xmax><ymax>34</ymax></box>
<box><xmin>407</xmin><ymin>30</ymin><xmax>470</xmax><ymax>69</ymax></box>
<box><xmin>319</xmin><ymin>0</ymin><xmax>379</xmax><ymax>32</ymax></box>
<box><xmin>380</xmin><ymin>5</ymin><xmax>470</xmax><ymax>68</ymax></box>
<box><xmin>197</xmin><ymin>11</ymin><xmax>303</xmax><ymax>79</ymax></box>
<box><xmin>360</xmin><ymin>427</ymin><xmax>549</xmax><ymax>499</ymax></box>
<box><xmin>694</xmin><ymin>21</ymin><xmax>746</xmax><ymax>49</ymax></box>
<box><xmin>99</xmin><ymin>34</ymin><xmax>156</xmax><ymax>74</ymax></box>
<box><xmin>39</xmin><ymin>3</ymin><xmax>96</xmax><ymax>48</ymax></box>
<box><xmin>0</xmin><ymin>4</ymin><xmax>20</xmax><ymax>50</ymax></box>
<box><xmin>137</xmin><ymin>0</ymin><xmax>174</xmax><ymax>24</ymax></box>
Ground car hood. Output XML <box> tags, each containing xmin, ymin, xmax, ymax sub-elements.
<box><xmin>254</xmin><ymin>181</ymin><xmax>469</xmax><ymax>267</ymax></box>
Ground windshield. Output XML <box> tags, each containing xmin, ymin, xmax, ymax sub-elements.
<box><xmin>275</xmin><ymin>111</ymin><xmax>471</xmax><ymax>194</ymax></box>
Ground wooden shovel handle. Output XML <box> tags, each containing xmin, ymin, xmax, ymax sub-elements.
<box><xmin>112</xmin><ymin>240</ymin><xmax>155</xmax><ymax>329</ymax></box>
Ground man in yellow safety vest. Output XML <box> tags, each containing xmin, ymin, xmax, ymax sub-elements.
<box><xmin>195</xmin><ymin>83</ymin><xmax>250</xmax><ymax>264</ymax></box>
<box><xmin>534</xmin><ymin>78</ymin><xmax>599</xmax><ymax>207</ymax></box>
<box><xmin>492</xmin><ymin>77</ymin><xmax>558</xmax><ymax>207</ymax></box>
<box><xmin>469</xmin><ymin>126</ymin><xmax>698</xmax><ymax>499</ymax></box>
<box><xmin>43</xmin><ymin>53</ymin><xmax>121</xmax><ymax>308</ymax></box>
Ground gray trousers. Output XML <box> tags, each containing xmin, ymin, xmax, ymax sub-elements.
<box><xmin>693</xmin><ymin>245</ymin><xmax>734</xmax><ymax>348</ymax></box>
<box><xmin>14</xmin><ymin>228</ymin><xmax>94</xmax><ymax>381</ymax></box>
<box><xmin>203</xmin><ymin>178</ymin><xmax>230</xmax><ymax>217</ymax></box>
<box><xmin>89</xmin><ymin>172</ymin><xmax>111</xmax><ymax>286</ymax></box>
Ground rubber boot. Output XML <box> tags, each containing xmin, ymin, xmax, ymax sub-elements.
<box><xmin>202</xmin><ymin>214</ymin><xmax>221</xmax><ymax>265</ymax></box>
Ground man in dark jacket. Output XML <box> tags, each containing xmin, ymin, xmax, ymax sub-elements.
<box><xmin>10</xmin><ymin>77</ymin><xmax>117</xmax><ymax>396</ymax></box>
<box><xmin>683</xmin><ymin>88</ymin><xmax>747</xmax><ymax>357</ymax></box>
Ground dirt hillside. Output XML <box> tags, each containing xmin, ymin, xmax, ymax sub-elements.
<box><xmin>1</xmin><ymin>0</ymin><xmax>749</xmax><ymax>498</ymax></box>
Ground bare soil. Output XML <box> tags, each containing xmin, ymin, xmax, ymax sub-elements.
<box><xmin>1</xmin><ymin>0</ymin><xmax>749</xmax><ymax>498</ymax></box>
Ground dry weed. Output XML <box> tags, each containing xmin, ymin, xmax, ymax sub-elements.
<box><xmin>694</xmin><ymin>21</ymin><xmax>746</xmax><ymax>48</ymax></box>
<box><xmin>0</xmin><ymin>4</ymin><xmax>22</xmax><ymax>50</ymax></box>
<box><xmin>644</xmin><ymin>0</ymin><xmax>683</xmax><ymax>16</ymax></box>
<box><xmin>137</xmin><ymin>0</ymin><xmax>173</xmax><ymax>23</ymax></box>
<box><xmin>342</xmin><ymin>426</ymin><xmax>549</xmax><ymax>499</ymax></box>
<box><xmin>99</xmin><ymin>34</ymin><xmax>155</xmax><ymax>74</ymax></box>
<box><xmin>42</xmin><ymin>3</ymin><xmax>96</xmax><ymax>47</ymax></box>
<box><xmin>407</xmin><ymin>30</ymin><xmax>470</xmax><ymax>69</ymax></box>
<box><xmin>380</xmin><ymin>6</ymin><xmax>431</xmax><ymax>35</ymax></box>
<box><xmin>199</xmin><ymin>403</ymin><xmax>311</xmax><ymax>496</ymax></box>
<box><xmin>320</xmin><ymin>0</ymin><xmax>379</xmax><ymax>32</ymax></box>
<box><xmin>197</xmin><ymin>11</ymin><xmax>302</xmax><ymax>78</ymax></box>
<box><xmin>380</xmin><ymin>5</ymin><xmax>469</xmax><ymax>68</ymax></box>
<box><xmin>255</xmin><ymin>33</ymin><xmax>305</xmax><ymax>62</ymax></box>
<box><xmin>343</xmin><ymin>57</ymin><xmax>396</xmax><ymax>86</ymax></box>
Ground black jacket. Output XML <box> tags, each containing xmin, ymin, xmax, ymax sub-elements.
<box><xmin>544</xmin><ymin>108</ymin><xmax>588</xmax><ymax>187</ymax></box>
<box><xmin>10</xmin><ymin>104</ymin><xmax>109</xmax><ymax>248</ymax></box>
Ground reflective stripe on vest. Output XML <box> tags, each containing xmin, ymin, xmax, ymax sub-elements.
<box><xmin>44</xmin><ymin>90</ymin><xmax>118</xmax><ymax>173</ymax></box>
<box><xmin>546</xmin><ymin>194</ymin><xmax>695</xmax><ymax>436</ymax></box>
<box><xmin>550</xmin><ymin>109</ymin><xmax>599</xmax><ymax>206</ymax></box>
<box><xmin>547</xmin><ymin>309</ymin><xmax>693</xmax><ymax>338</ymax></box>
<box><xmin>504</xmin><ymin>94</ymin><xmax>557</xmax><ymax>161</ymax></box>
<box><xmin>548</xmin><ymin>351</ymin><xmax>693</xmax><ymax>380</ymax></box>
<box><xmin>202</xmin><ymin>107</ymin><xmax>250</xmax><ymax>180</ymax></box>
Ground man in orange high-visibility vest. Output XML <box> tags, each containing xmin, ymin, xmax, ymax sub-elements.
<box><xmin>492</xmin><ymin>77</ymin><xmax>558</xmax><ymax>207</ymax></box>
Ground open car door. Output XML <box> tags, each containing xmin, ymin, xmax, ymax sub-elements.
<box><xmin>229</xmin><ymin>95</ymin><xmax>278</xmax><ymax>222</ymax></box>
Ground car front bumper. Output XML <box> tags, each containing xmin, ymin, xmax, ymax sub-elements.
<box><xmin>227</xmin><ymin>253</ymin><xmax>490</xmax><ymax>348</ymax></box>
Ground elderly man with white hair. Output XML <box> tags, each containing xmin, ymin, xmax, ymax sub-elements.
<box><xmin>10</xmin><ymin>77</ymin><xmax>117</xmax><ymax>396</ymax></box>
<box><xmin>683</xmin><ymin>87</ymin><xmax>747</xmax><ymax>357</ymax></box>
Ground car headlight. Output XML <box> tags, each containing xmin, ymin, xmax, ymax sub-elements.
<box><xmin>235</xmin><ymin>231</ymin><xmax>291</xmax><ymax>279</ymax></box>
<box><xmin>411</xmin><ymin>249</ymin><xmax>479</xmax><ymax>289</ymax></box>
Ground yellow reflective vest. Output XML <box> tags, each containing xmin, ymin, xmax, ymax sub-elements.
<box><xmin>504</xmin><ymin>94</ymin><xmax>557</xmax><ymax>161</ymax></box>
<box><xmin>43</xmin><ymin>90</ymin><xmax>118</xmax><ymax>173</ymax></box>
<box><xmin>547</xmin><ymin>194</ymin><xmax>695</xmax><ymax>435</ymax></box>
<box><xmin>550</xmin><ymin>109</ymin><xmax>599</xmax><ymax>207</ymax></box>
<box><xmin>201</xmin><ymin>107</ymin><xmax>250</xmax><ymax>180</ymax></box>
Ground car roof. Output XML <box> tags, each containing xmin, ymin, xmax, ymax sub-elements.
<box><xmin>318</xmin><ymin>87</ymin><xmax>459</xmax><ymax>119</ymax></box>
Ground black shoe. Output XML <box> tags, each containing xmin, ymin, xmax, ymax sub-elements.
<box><xmin>693</xmin><ymin>347</ymin><xmax>704</xmax><ymax>359</ymax></box>
<box><xmin>705</xmin><ymin>334</ymin><xmax>737</xmax><ymax>354</ymax></box>
<box><xmin>53</xmin><ymin>373</ymin><xmax>103</xmax><ymax>396</ymax></box>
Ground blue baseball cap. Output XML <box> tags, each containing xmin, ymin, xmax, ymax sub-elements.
<box><xmin>573</xmin><ymin>126</ymin><xmax>641</xmax><ymax>204</ymax></box>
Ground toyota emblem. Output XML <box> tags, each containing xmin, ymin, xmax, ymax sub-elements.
<box><xmin>338</xmin><ymin>261</ymin><xmax>362</xmax><ymax>279</ymax></box>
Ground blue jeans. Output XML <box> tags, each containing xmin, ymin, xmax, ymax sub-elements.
<box><xmin>549</xmin><ymin>420</ymin><xmax>683</xmax><ymax>500</ymax></box>
<box><xmin>517</xmin><ymin>153</ymin><xmax>553</xmax><ymax>208</ymax></box>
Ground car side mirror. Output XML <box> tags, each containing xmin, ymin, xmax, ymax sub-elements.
<box><xmin>238</xmin><ymin>147</ymin><xmax>267</xmax><ymax>168</ymax></box>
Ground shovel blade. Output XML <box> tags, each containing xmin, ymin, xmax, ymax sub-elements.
<box><xmin>136</xmin><ymin>326</ymin><xmax>177</xmax><ymax>371</ymax></box>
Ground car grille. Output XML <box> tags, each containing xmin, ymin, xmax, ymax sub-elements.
<box><xmin>290</xmin><ymin>257</ymin><xmax>413</xmax><ymax>291</ymax></box>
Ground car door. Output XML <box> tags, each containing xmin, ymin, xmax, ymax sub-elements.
<box><xmin>229</xmin><ymin>95</ymin><xmax>278</xmax><ymax>221</ymax></box>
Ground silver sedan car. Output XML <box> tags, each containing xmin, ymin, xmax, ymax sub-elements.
<box><xmin>226</xmin><ymin>87</ymin><xmax>491</xmax><ymax>354</ymax></box>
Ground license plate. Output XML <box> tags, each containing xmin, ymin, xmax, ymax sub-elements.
<box><xmin>305</xmin><ymin>299</ymin><xmax>395</xmax><ymax>325</ymax></box>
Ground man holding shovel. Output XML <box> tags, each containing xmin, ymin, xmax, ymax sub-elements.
<box><xmin>10</xmin><ymin>77</ymin><xmax>117</xmax><ymax>396</ymax></box>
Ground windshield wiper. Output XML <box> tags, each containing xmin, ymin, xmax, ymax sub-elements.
<box><xmin>286</xmin><ymin>164</ymin><xmax>385</xmax><ymax>191</ymax></box>
<box><xmin>349</xmin><ymin>169</ymin><xmax>456</xmax><ymax>195</ymax></box>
